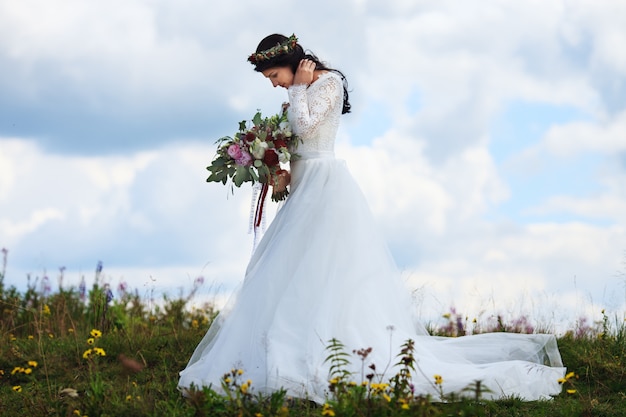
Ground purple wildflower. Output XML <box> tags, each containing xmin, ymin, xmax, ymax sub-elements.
<box><xmin>40</xmin><ymin>275</ymin><xmax>51</xmax><ymax>298</ymax></box>
<box><xmin>456</xmin><ymin>316</ymin><xmax>465</xmax><ymax>336</ymax></box>
<box><xmin>117</xmin><ymin>281</ymin><xmax>128</xmax><ymax>298</ymax></box>
<box><xmin>79</xmin><ymin>276</ymin><xmax>86</xmax><ymax>302</ymax></box>
<box><xmin>194</xmin><ymin>276</ymin><xmax>205</xmax><ymax>288</ymax></box>
<box><xmin>105</xmin><ymin>284</ymin><xmax>114</xmax><ymax>303</ymax></box>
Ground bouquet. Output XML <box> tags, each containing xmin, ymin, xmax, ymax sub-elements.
<box><xmin>206</xmin><ymin>108</ymin><xmax>298</xmax><ymax>202</ymax></box>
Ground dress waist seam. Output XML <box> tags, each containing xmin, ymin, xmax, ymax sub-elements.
<box><xmin>296</xmin><ymin>150</ymin><xmax>335</xmax><ymax>160</ymax></box>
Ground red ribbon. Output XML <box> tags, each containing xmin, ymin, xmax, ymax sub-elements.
<box><xmin>254</xmin><ymin>183</ymin><xmax>269</xmax><ymax>228</ymax></box>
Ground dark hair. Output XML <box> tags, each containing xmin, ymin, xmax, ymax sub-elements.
<box><xmin>251</xmin><ymin>34</ymin><xmax>351</xmax><ymax>114</ymax></box>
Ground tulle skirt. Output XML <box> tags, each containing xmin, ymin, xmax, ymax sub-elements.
<box><xmin>178</xmin><ymin>151</ymin><xmax>565</xmax><ymax>402</ymax></box>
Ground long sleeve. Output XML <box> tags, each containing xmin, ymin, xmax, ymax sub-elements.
<box><xmin>287</xmin><ymin>73</ymin><xmax>343</xmax><ymax>138</ymax></box>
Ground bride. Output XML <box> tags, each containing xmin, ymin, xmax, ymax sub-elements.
<box><xmin>178</xmin><ymin>33</ymin><xmax>566</xmax><ymax>402</ymax></box>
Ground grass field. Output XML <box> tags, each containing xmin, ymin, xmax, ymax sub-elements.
<box><xmin>1</xmin><ymin>259</ymin><xmax>625</xmax><ymax>416</ymax></box>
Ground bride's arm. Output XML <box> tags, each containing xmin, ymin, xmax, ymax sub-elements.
<box><xmin>287</xmin><ymin>74</ymin><xmax>342</xmax><ymax>137</ymax></box>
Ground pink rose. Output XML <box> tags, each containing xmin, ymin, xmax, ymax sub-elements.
<box><xmin>236</xmin><ymin>150</ymin><xmax>253</xmax><ymax>166</ymax></box>
<box><xmin>227</xmin><ymin>144</ymin><xmax>242</xmax><ymax>159</ymax></box>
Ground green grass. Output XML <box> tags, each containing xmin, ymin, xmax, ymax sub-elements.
<box><xmin>1</xmin><ymin>263</ymin><xmax>625</xmax><ymax>416</ymax></box>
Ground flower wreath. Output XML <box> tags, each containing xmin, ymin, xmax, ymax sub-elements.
<box><xmin>247</xmin><ymin>34</ymin><xmax>298</xmax><ymax>64</ymax></box>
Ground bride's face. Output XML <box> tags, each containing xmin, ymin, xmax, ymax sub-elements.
<box><xmin>262</xmin><ymin>66</ymin><xmax>294</xmax><ymax>89</ymax></box>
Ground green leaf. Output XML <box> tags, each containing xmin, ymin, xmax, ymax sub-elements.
<box><xmin>252</xmin><ymin>111</ymin><xmax>263</xmax><ymax>126</ymax></box>
<box><xmin>233</xmin><ymin>165</ymin><xmax>250</xmax><ymax>187</ymax></box>
<box><xmin>215</xmin><ymin>135</ymin><xmax>232</xmax><ymax>145</ymax></box>
<box><xmin>249</xmin><ymin>167</ymin><xmax>259</xmax><ymax>182</ymax></box>
<box><xmin>211</xmin><ymin>158</ymin><xmax>226</xmax><ymax>167</ymax></box>
<box><xmin>206</xmin><ymin>173</ymin><xmax>220</xmax><ymax>183</ymax></box>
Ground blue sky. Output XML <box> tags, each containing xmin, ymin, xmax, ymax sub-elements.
<box><xmin>1</xmin><ymin>0</ymin><xmax>625</xmax><ymax>331</ymax></box>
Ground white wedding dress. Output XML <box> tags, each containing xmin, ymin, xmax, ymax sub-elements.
<box><xmin>178</xmin><ymin>72</ymin><xmax>566</xmax><ymax>402</ymax></box>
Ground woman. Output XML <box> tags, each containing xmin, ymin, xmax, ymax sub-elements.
<box><xmin>178</xmin><ymin>34</ymin><xmax>565</xmax><ymax>402</ymax></box>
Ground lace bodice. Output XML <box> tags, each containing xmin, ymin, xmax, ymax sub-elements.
<box><xmin>287</xmin><ymin>72</ymin><xmax>343</xmax><ymax>153</ymax></box>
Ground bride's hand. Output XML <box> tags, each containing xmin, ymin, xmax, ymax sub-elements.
<box><xmin>293</xmin><ymin>59</ymin><xmax>315</xmax><ymax>86</ymax></box>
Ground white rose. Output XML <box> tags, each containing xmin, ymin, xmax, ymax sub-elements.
<box><xmin>278</xmin><ymin>121</ymin><xmax>292</xmax><ymax>137</ymax></box>
<box><xmin>278</xmin><ymin>149</ymin><xmax>291</xmax><ymax>164</ymax></box>
<box><xmin>250</xmin><ymin>139</ymin><xmax>268</xmax><ymax>159</ymax></box>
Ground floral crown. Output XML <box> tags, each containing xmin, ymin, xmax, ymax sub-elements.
<box><xmin>247</xmin><ymin>34</ymin><xmax>298</xmax><ymax>65</ymax></box>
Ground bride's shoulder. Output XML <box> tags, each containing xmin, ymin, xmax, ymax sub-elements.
<box><xmin>313</xmin><ymin>71</ymin><xmax>342</xmax><ymax>89</ymax></box>
<box><xmin>319</xmin><ymin>71</ymin><xmax>341</xmax><ymax>82</ymax></box>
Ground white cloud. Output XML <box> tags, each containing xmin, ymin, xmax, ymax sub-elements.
<box><xmin>542</xmin><ymin>109</ymin><xmax>626</xmax><ymax>156</ymax></box>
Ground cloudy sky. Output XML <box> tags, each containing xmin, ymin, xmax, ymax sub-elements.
<box><xmin>1</xmin><ymin>0</ymin><xmax>625</xmax><ymax>331</ymax></box>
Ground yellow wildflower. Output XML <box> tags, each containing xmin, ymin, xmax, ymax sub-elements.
<box><xmin>87</xmin><ymin>338</ymin><xmax>95</xmax><ymax>345</ymax></box>
<box><xmin>255</xmin><ymin>413</ymin><xmax>264</xmax><ymax>417</ymax></box>
<box><xmin>28</xmin><ymin>361</ymin><xmax>38</xmax><ymax>368</ymax></box>
<box><xmin>401</xmin><ymin>403</ymin><xmax>410</xmax><ymax>410</ymax></box>
<box><xmin>224</xmin><ymin>377</ymin><xmax>232</xmax><ymax>384</ymax></box>
<box><xmin>10</xmin><ymin>334</ymin><xmax>16</xmax><ymax>341</ymax></box>
<box><xmin>13</xmin><ymin>385</ymin><xmax>22</xmax><ymax>392</ymax></box>
<box><xmin>240</xmin><ymin>382</ymin><xmax>249</xmax><ymax>394</ymax></box>
<box><xmin>82</xmin><ymin>349</ymin><xmax>93</xmax><ymax>359</ymax></box>
<box><xmin>11</xmin><ymin>367</ymin><xmax>23</xmax><ymax>375</ymax></box>
<box><xmin>237</xmin><ymin>369</ymin><xmax>244</xmax><ymax>375</ymax></box>
<box><xmin>329</xmin><ymin>378</ymin><xmax>339</xmax><ymax>385</ymax></box>
<box><xmin>321</xmin><ymin>404</ymin><xmax>335</xmax><ymax>417</ymax></box>
<box><xmin>567</xmin><ymin>389</ymin><xmax>577</xmax><ymax>394</ymax></box>
<box><xmin>434</xmin><ymin>374</ymin><xmax>443</xmax><ymax>385</ymax></box>
<box><xmin>0</xmin><ymin>369</ymin><xmax>4</xmax><ymax>378</ymax></box>
<box><xmin>371</xmin><ymin>382</ymin><xmax>389</xmax><ymax>391</ymax></box>
<box><xmin>28</xmin><ymin>335</ymin><xmax>34</xmax><ymax>340</ymax></box>
<box><xmin>93</xmin><ymin>347</ymin><xmax>106</xmax><ymax>357</ymax></box>
<box><xmin>191</xmin><ymin>319</ymin><xmax>199</xmax><ymax>329</ymax></box>
<box><xmin>383</xmin><ymin>393</ymin><xmax>391</xmax><ymax>402</ymax></box>
<box><xmin>565</xmin><ymin>371</ymin><xmax>576</xmax><ymax>380</ymax></box>
<box><xmin>68</xmin><ymin>328</ymin><xmax>74</xmax><ymax>333</ymax></box>
<box><xmin>348</xmin><ymin>381</ymin><xmax>357</xmax><ymax>386</ymax></box>
<box><xmin>48</xmin><ymin>333</ymin><xmax>54</xmax><ymax>339</ymax></box>
<box><xmin>90</xmin><ymin>329</ymin><xmax>102</xmax><ymax>338</ymax></box>
<box><xmin>43</xmin><ymin>304</ymin><xmax>51</xmax><ymax>315</ymax></box>
<box><xmin>126</xmin><ymin>395</ymin><xmax>132</xmax><ymax>401</ymax></box>
<box><xmin>24</xmin><ymin>368</ymin><xmax>32</xmax><ymax>375</ymax></box>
